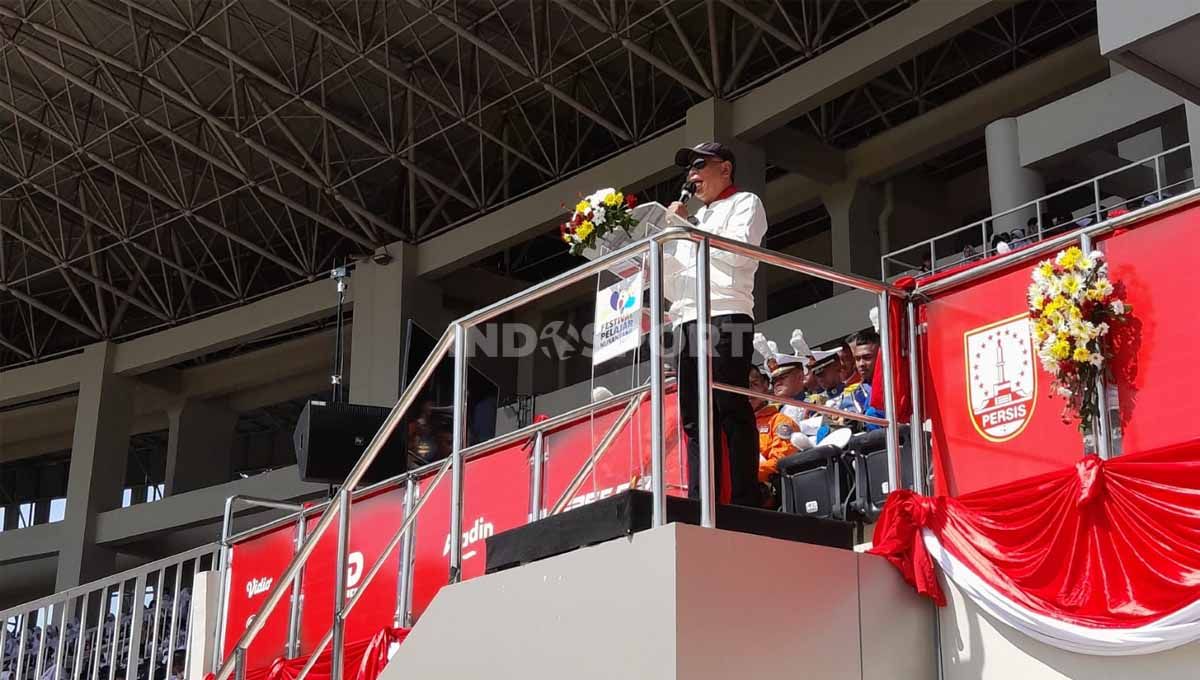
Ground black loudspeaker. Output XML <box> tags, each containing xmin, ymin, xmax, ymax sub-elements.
<box><xmin>293</xmin><ymin>401</ymin><xmax>407</xmax><ymax>485</ymax></box>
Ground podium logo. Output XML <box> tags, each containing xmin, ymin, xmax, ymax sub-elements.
<box><xmin>609</xmin><ymin>288</ymin><xmax>637</xmax><ymax>312</ymax></box>
<box><xmin>245</xmin><ymin>577</ymin><xmax>273</xmax><ymax>599</ymax></box>
<box><xmin>442</xmin><ymin>517</ymin><xmax>494</xmax><ymax>561</ymax></box>
<box><xmin>964</xmin><ymin>315</ymin><xmax>1037</xmax><ymax>442</ymax></box>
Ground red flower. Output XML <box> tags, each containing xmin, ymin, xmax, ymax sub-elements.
<box><xmin>571</xmin><ymin>212</ymin><xmax>583</xmax><ymax>226</ymax></box>
<box><xmin>625</xmin><ymin>194</ymin><xmax>638</xmax><ymax>208</ymax></box>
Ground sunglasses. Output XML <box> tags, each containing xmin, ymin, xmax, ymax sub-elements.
<box><xmin>689</xmin><ymin>157</ymin><xmax>710</xmax><ymax>171</ymax></box>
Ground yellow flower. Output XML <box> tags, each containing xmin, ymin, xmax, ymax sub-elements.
<box><xmin>1034</xmin><ymin>320</ymin><xmax>1051</xmax><ymax>341</ymax></box>
<box><xmin>576</xmin><ymin>221</ymin><xmax>594</xmax><ymax>239</ymax></box>
<box><xmin>1037</xmin><ymin>262</ymin><xmax>1054</xmax><ymax>279</ymax></box>
<box><xmin>603</xmin><ymin>192</ymin><xmax>621</xmax><ymax>207</ymax></box>
<box><xmin>1073</xmin><ymin>346</ymin><xmax>1091</xmax><ymax>362</ymax></box>
<box><xmin>1056</xmin><ymin>246</ymin><xmax>1083</xmax><ymax>270</ymax></box>
<box><xmin>1062</xmin><ymin>274</ymin><xmax>1082</xmax><ymax>297</ymax></box>
<box><xmin>575</xmin><ymin>200</ymin><xmax>591</xmax><ymax>214</ymax></box>
<box><xmin>1051</xmin><ymin>338</ymin><xmax>1070</xmax><ymax>360</ymax></box>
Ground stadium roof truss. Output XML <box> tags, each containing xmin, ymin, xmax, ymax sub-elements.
<box><xmin>0</xmin><ymin>0</ymin><xmax>1095</xmax><ymax>368</ymax></box>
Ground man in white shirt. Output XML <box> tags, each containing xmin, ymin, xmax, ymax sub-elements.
<box><xmin>665</xmin><ymin>142</ymin><xmax>768</xmax><ymax>507</ymax></box>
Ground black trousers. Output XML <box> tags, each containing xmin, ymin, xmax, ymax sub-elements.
<box><xmin>673</xmin><ymin>314</ymin><xmax>760</xmax><ymax>507</ymax></box>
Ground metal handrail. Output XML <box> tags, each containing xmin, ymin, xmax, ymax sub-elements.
<box><xmin>713</xmin><ymin>382</ymin><xmax>890</xmax><ymax>428</ymax></box>
<box><xmin>212</xmin><ymin>325</ymin><xmax>454</xmax><ymax>680</ymax></box>
<box><xmin>0</xmin><ymin>543</ymin><xmax>218</xmax><ymax>619</ymax></box>
<box><xmin>883</xmin><ymin>143</ymin><xmax>1192</xmax><ymax>274</ymax></box>
<box><xmin>212</xmin><ymin>209</ymin><xmax>906</xmax><ymax>680</ymax></box>
<box><xmin>917</xmin><ymin>186</ymin><xmax>1200</xmax><ymax>296</ymax></box>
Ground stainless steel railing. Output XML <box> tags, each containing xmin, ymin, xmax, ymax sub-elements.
<box><xmin>1</xmin><ymin>545</ymin><xmax>219</xmax><ymax>680</ymax></box>
<box><xmin>209</xmin><ymin>218</ymin><xmax>908</xmax><ymax>680</ymax></box>
<box><xmin>882</xmin><ymin>143</ymin><xmax>1194</xmax><ymax>278</ymax></box>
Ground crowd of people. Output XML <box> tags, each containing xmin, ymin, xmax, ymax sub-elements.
<box><xmin>748</xmin><ymin>322</ymin><xmax>883</xmax><ymax>508</ymax></box>
<box><xmin>2</xmin><ymin>589</ymin><xmax>190</xmax><ymax>680</ymax></box>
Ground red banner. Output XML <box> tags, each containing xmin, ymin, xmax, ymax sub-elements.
<box><xmin>299</xmin><ymin>486</ymin><xmax>405</xmax><ymax>654</ymax></box>
<box><xmin>224</xmin><ymin>387</ymin><xmax>689</xmax><ymax>657</ymax></box>
<box><xmin>223</xmin><ymin>525</ymin><xmax>296</xmax><ymax>669</ymax></box>
<box><xmin>1099</xmin><ymin>204</ymin><xmax>1200</xmax><ymax>454</ymax></box>
<box><xmin>921</xmin><ymin>261</ymin><xmax>1084</xmax><ymax>496</ymax></box>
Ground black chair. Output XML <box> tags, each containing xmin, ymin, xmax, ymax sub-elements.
<box><xmin>776</xmin><ymin>444</ymin><xmax>846</xmax><ymax>519</ymax></box>
<box><xmin>844</xmin><ymin>429</ymin><xmax>912</xmax><ymax>522</ymax></box>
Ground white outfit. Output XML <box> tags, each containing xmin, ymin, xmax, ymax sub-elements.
<box><xmin>664</xmin><ymin>190</ymin><xmax>768</xmax><ymax>326</ymax></box>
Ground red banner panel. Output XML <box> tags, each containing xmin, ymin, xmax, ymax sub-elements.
<box><xmin>1100</xmin><ymin>204</ymin><xmax>1200</xmax><ymax>454</ymax></box>
<box><xmin>223</xmin><ymin>525</ymin><xmax>296</xmax><ymax>669</ymax></box>
<box><xmin>224</xmin><ymin>387</ymin><xmax>690</xmax><ymax>656</ymax></box>
<box><xmin>299</xmin><ymin>486</ymin><xmax>405</xmax><ymax>655</ymax></box>
<box><xmin>922</xmin><ymin>262</ymin><xmax>1084</xmax><ymax>496</ymax></box>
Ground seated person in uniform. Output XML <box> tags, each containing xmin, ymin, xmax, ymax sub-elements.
<box><xmin>818</xmin><ymin>328</ymin><xmax>884</xmax><ymax>440</ymax></box>
<box><xmin>749</xmin><ymin>365</ymin><xmax>799</xmax><ymax>508</ymax></box>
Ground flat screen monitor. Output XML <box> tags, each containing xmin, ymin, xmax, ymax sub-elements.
<box><xmin>400</xmin><ymin>320</ymin><xmax>498</xmax><ymax>453</ymax></box>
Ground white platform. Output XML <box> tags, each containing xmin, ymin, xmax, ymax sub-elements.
<box><xmin>381</xmin><ymin>523</ymin><xmax>936</xmax><ymax>680</ymax></box>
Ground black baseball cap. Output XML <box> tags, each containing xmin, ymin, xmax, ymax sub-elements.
<box><xmin>674</xmin><ymin>141</ymin><xmax>736</xmax><ymax>168</ymax></box>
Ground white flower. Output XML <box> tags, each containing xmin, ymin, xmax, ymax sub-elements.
<box><xmin>1088</xmin><ymin>353</ymin><xmax>1104</xmax><ymax>368</ymax></box>
<box><xmin>1096</xmin><ymin>322</ymin><xmax>1110</xmax><ymax>337</ymax></box>
<box><xmin>586</xmin><ymin>187</ymin><xmax>615</xmax><ymax>207</ymax></box>
<box><xmin>1089</xmin><ymin>250</ymin><xmax>1104</xmax><ymax>262</ymax></box>
<box><xmin>1079</xmin><ymin>256</ymin><xmax>1095</xmax><ymax>271</ymax></box>
<box><xmin>591</xmin><ymin>206</ymin><xmax>607</xmax><ymax>225</ymax></box>
<box><xmin>1111</xmin><ymin>299</ymin><xmax>1126</xmax><ymax>315</ymax></box>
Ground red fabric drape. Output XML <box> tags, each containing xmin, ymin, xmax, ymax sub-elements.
<box><xmin>869</xmin><ymin>287</ymin><xmax>911</xmax><ymax>420</ymax></box>
<box><xmin>869</xmin><ymin>441</ymin><xmax>1200</xmax><ymax>627</ymax></box>
<box><xmin>215</xmin><ymin>628</ymin><xmax>409</xmax><ymax>680</ymax></box>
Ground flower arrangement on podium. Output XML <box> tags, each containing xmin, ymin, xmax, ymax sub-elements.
<box><xmin>560</xmin><ymin>187</ymin><xmax>639</xmax><ymax>256</ymax></box>
<box><xmin>1027</xmin><ymin>245</ymin><xmax>1130</xmax><ymax>437</ymax></box>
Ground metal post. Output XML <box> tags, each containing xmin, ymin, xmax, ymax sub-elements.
<box><xmin>1036</xmin><ymin>200</ymin><xmax>1044</xmax><ymax>242</ymax></box>
<box><xmin>648</xmin><ymin>239</ymin><xmax>667</xmax><ymax>526</ymax></box>
<box><xmin>233</xmin><ymin>648</ymin><xmax>246</xmax><ymax>680</ymax></box>
<box><xmin>980</xmin><ymin>221</ymin><xmax>988</xmax><ymax>257</ymax></box>
<box><xmin>124</xmin><ymin>574</ymin><xmax>147</xmax><ymax>679</ymax></box>
<box><xmin>1093</xmin><ymin>179</ymin><xmax>1102</xmax><ymax>222</ymax></box>
<box><xmin>695</xmin><ymin>238</ymin><xmax>716</xmax><ymax>527</ymax></box>
<box><xmin>287</xmin><ymin>511</ymin><xmax>306</xmax><ymax>658</ymax></box>
<box><xmin>878</xmin><ymin>292</ymin><xmax>903</xmax><ymax>492</ymax></box>
<box><xmin>330</xmin><ymin>491</ymin><xmax>350</xmax><ymax>680</ymax></box>
<box><xmin>211</xmin><ymin>543</ymin><xmax>231</xmax><ymax>673</ymax></box>
<box><xmin>1154</xmin><ymin>156</ymin><xmax>1163</xmax><ymax>200</ymax></box>
<box><xmin>449</xmin><ymin>323</ymin><xmax>468</xmax><ymax>582</ymax></box>
<box><xmin>1078</xmin><ymin>233</ymin><xmax>1113</xmax><ymax>459</ymax></box>
<box><xmin>396</xmin><ymin>478</ymin><xmax>416</xmax><ymax>628</ymax></box>
<box><xmin>529</xmin><ymin>431</ymin><xmax>545</xmax><ymax>522</ymax></box>
<box><xmin>905</xmin><ymin>301</ymin><xmax>927</xmax><ymax>495</ymax></box>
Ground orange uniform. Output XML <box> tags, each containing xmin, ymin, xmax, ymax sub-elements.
<box><xmin>755</xmin><ymin>404</ymin><xmax>799</xmax><ymax>482</ymax></box>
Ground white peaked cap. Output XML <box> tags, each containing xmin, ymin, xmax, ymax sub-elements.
<box><xmin>752</xmin><ymin>332</ymin><xmax>777</xmax><ymax>363</ymax></box>
<box><xmin>790</xmin><ymin>328</ymin><xmax>813</xmax><ymax>359</ymax></box>
<box><xmin>869</xmin><ymin>306</ymin><xmax>880</xmax><ymax>333</ymax></box>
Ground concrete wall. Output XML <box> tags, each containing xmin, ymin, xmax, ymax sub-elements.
<box><xmin>938</xmin><ymin>577</ymin><xmax>1200</xmax><ymax>679</ymax></box>
<box><xmin>1098</xmin><ymin>0</ymin><xmax>1200</xmax><ymax>55</ymax></box>
<box><xmin>383</xmin><ymin>523</ymin><xmax>936</xmax><ymax>680</ymax></box>
<box><xmin>1017</xmin><ymin>70</ymin><xmax>1183</xmax><ymax>168</ymax></box>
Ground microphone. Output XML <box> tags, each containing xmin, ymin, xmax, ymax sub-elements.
<box><xmin>678</xmin><ymin>181</ymin><xmax>696</xmax><ymax>204</ymax></box>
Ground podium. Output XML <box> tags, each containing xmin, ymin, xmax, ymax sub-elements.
<box><xmin>580</xmin><ymin>201</ymin><xmax>692</xmax><ymax>279</ymax></box>
<box><xmin>582</xmin><ymin>202</ymin><xmax>690</xmax><ymax>366</ymax></box>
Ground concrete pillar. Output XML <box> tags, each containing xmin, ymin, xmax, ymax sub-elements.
<box><xmin>1185</xmin><ymin>102</ymin><xmax>1200</xmax><ymax>190</ymax></box>
<box><xmin>985</xmin><ymin>118</ymin><xmax>1045</xmax><ymax>233</ymax></box>
<box><xmin>164</xmin><ymin>399</ymin><xmax>237</xmax><ymax>495</ymax></box>
<box><xmin>57</xmin><ymin>343</ymin><xmax>133</xmax><ymax>590</ymax></box>
<box><xmin>349</xmin><ymin>246</ymin><xmax>414</xmax><ymax>408</ymax></box>
<box><xmin>684</xmin><ymin>98</ymin><xmax>770</xmax><ymax>320</ymax></box>
<box><xmin>824</xmin><ymin>180</ymin><xmax>886</xmax><ymax>280</ymax></box>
